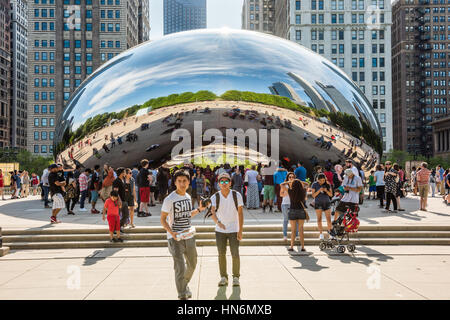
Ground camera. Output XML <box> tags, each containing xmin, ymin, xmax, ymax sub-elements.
<box><xmin>201</xmin><ymin>197</ymin><xmax>211</xmax><ymax>208</ymax></box>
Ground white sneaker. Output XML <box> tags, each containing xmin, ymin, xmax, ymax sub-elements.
<box><xmin>283</xmin><ymin>236</ymin><xmax>288</xmax><ymax>241</ymax></box>
<box><xmin>218</xmin><ymin>277</ymin><xmax>228</xmax><ymax>287</ymax></box>
<box><xmin>232</xmin><ymin>277</ymin><xmax>240</xmax><ymax>287</ymax></box>
<box><xmin>295</xmin><ymin>236</ymin><xmax>299</xmax><ymax>241</ymax></box>
<box><xmin>79</xmin><ymin>208</ymin><xmax>87</xmax><ymax>212</ymax></box>
<box><xmin>319</xmin><ymin>234</ymin><xmax>324</xmax><ymax>240</ymax></box>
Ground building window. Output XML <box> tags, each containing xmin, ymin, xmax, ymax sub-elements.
<box><xmin>379</xmin><ymin>113</ymin><xmax>386</xmax><ymax>123</ymax></box>
<box><xmin>296</xmin><ymin>30</ymin><xmax>301</xmax><ymax>40</ymax></box>
<box><xmin>296</xmin><ymin>0</ymin><xmax>301</xmax><ymax>10</ymax></box>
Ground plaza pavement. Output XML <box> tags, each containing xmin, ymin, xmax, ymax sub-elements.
<box><xmin>0</xmin><ymin>194</ymin><xmax>450</xmax><ymax>299</ymax></box>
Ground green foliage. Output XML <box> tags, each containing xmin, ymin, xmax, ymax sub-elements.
<box><xmin>0</xmin><ymin>149</ymin><xmax>52</xmax><ymax>174</ymax></box>
<box><xmin>220</xmin><ymin>90</ymin><xmax>310</xmax><ymax>113</ymax></box>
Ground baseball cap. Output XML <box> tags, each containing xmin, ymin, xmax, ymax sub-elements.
<box><xmin>49</xmin><ymin>164</ymin><xmax>58</xmax><ymax>170</ymax></box>
<box><xmin>217</xmin><ymin>172</ymin><xmax>231</xmax><ymax>181</ymax></box>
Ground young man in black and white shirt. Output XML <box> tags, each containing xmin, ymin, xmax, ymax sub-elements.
<box><xmin>160</xmin><ymin>169</ymin><xmax>205</xmax><ymax>300</ymax></box>
<box><xmin>48</xmin><ymin>164</ymin><xmax>66</xmax><ymax>224</ymax></box>
<box><xmin>210</xmin><ymin>172</ymin><xmax>244</xmax><ymax>287</ymax></box>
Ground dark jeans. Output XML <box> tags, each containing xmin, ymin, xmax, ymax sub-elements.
<box><xmin>385</xmin><ymin>192</ymin><xmax>397</xmax><ymax>210</ymax></box>
<box><xmin>43</xmin><ymin>185</ymin><xmax>49</xmax><ymax>206</ymax></box>
<box><xmin>376</xmin><ymin>185</ymin><xmax>385</xmax><ymax>206</ymax></box>
<box><xmin>215</xmin><ymin>231</ymin><xmax>240</xmax><ymax>279</ymax></box>
<box><xmin>120</xmin><ymin>202</ymin><xmax>130</xmax><ymax>227</ymax></box>
<box><xmin>168</xmin><ymin>237</ymin><xmax>197</xmax><ymax>298</ymax></box>
<box><xmin>79</xmin><ymin>190</ymin><xmax>88</xmax><ymax>209</ymax></box>
<box><xmin>66</xmin><ymin>198</ymin><xmax>76</xmax><ymax>212</ymax></box>
<box><xmin>275</xmin><ymin>184</ymin><xmax>282</xmax><ymax>211</ymax></box>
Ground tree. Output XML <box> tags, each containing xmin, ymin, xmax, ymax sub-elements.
<box><xmin>0</xmin><ymin>149</ymin><xmax>52</xmax><ymax>175</ymax></box>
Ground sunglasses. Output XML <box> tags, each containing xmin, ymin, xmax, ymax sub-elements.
<box><xmin>288</xmin><ymin>175</ymin><xmax>295</xmax><ymax>179</ymax></box>
<box><xmin>219</xmin><ymin>180</ymin><xmax>230</xmax><ymax>185</ymax></box>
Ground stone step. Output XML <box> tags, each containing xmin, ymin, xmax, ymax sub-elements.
<box><xmin>4</xmin><ymin>225</ymin><xmax>450</xmax><ymax>236</ymax></box>
<box><xmin>6</xmin><ymin>238</ymin><xmax>450</xmax><ymax>250</ymax></box>
<box><xmin>4</xmin><ymin>231</ymin><xmax>450</xmax><ymax>243</ymax></box>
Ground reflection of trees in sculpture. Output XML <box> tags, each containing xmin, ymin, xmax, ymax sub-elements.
<box><xmin>57</xmin><ymin>89</ymin><xmax>382</xmax><ymax>156</ymax></box>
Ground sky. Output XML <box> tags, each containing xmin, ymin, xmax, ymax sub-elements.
<box><xmin>149</xmin><ymin>0</ymin><xmax>245</xmax><ymax>40</ymax></box>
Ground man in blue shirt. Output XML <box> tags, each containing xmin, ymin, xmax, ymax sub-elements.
<box><xmin>273</xmin><ymin>165</ymin><xmax>287</xmax><ymax>212</ymax></box>
<box><xmin>294</xmin><ymin>162</ymin><xmax>307</xmax><ymax>181</ymax></box>
<box><xmin>438</xmin><ymin>165</ymin><xmax>445</xmax><ymax>196</ymax></box>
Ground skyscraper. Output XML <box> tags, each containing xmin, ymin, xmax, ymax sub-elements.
<box><xmin>163</xmin><ymin>0</ymin><xmax>206</xmax><ymax>35</ymax></box>
<box><xmin>138</xmin><ymin>0</ymin><xmax>150</xmax><ymax>43</ymax></box>
<box><xmin>10</xmin><ymin>0</ymin><xmax>28</xmax><ymax>149</ymax></box>
<box><xmin>0</xmin><ymin>0</ymin><xmax>10</xmax><ymax>148</ymax></box>
<box><xmin>241</xmin><ymin>0</ymin><xmax>275</xmax><ymax>34</ymax></box>
<box><xmin>392</xmin><ymin>0</ymin><xmax>449</xmax><ymax>156</ymax></box>
<box><xmin>27</xmin><ymin>0</ymin><xmax>149</xmax><ymax>156</ymax></box>
<box><xmin>270</xmin><ymin>0</ymin><xmax>393</xmax><ymax>154</ymax></box>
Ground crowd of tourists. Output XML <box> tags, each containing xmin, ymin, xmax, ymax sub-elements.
<box><xmin>0</xmin><ymin>169</ymin><xmax>41</xmax><ymax>200</ymax></box>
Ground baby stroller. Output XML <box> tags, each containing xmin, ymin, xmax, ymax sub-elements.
<box><xmin>319</xmin><ymin>202</ymin><xmax>360</xmax><ymax>253</ymax></box>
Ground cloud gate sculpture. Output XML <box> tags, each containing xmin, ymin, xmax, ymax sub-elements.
<box><xmin>55</xmin><ymin>29</ymin><xmax>382</xmax><ymax>172</ymax></box>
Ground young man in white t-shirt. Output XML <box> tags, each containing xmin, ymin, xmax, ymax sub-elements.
<box><xmin>210</xmin><ymin>172</ymin><xmax>244</xmax><ymax>287</ymax></box>
<box><xmin>160</xmin><ymin>170</ymin><xmax>206</xmax><ymax>300</ymax></box>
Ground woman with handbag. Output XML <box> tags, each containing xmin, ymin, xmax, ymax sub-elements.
<box><xmin>280</xmin><ymin>172</ymin><xmax>299</xmax><ymax>241</ymax></box>
<box><xmin>311</xmin><ymin>173</ymin><xmax>333</xmax><ymax>241</ymax></box>
<box><xmin>393</xmin><ymin>163</ymin><xmax>406</xmax><ymax>211</ymax></box>
<box><xmin>281</xmin><ymin>178</ymin><xmax>309</xmax><ymax>252</ymax></box>
<box><xmin>64</xmin><ymin>172</ymin><xmax>77</xmax><ymax>215</ymax></box>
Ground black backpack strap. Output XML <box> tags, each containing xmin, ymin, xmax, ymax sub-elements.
<box><xmin>215</xmin><ymin>191</ymin><xmax>220</xmax><ymax>212</ymax></box>
<box><xmin>232</xmin><ymin>190</ymin><xmax>239</xmax><ymax>211</ymax></box>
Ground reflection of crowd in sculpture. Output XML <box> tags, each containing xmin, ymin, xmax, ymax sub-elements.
<box><xmin>222</xmin><ymin>107</ymin><xmax>293</xmax><ymax>130</ymax></box>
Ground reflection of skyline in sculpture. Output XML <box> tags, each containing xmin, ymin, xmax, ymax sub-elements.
<box><xmin>269</xmin><ymin>82</ymin><xmax>305</xmax><ymax>106</ymax></box>
<box><xmin>316</xmin><ymin>82</ymin><xmax>357</xmax><ymax>119</ymax></box>
<box><xmin>287</xmin><ymin>72</ymin><xmax>328</xmax><ymax>111</ymax></box>
<box><xmin>55</xmin><ymin>29</ymin><xmax>381</xmax><ymax>172</ymax></box>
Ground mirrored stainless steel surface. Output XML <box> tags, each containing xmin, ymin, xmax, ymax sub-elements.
<box><xmin>55</xmin><ymin>29</ymin><xmax>381</xmax><ymax>170</ymax></box>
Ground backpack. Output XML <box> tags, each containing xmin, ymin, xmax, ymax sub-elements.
<box><xmin>214</xmin><ymin>190</ymin><xmax>239</xmax><ymax>212</ymax></box>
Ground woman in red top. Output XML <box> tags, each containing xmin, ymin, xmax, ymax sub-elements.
<box><xmin>323</xmin><ymin>166</ymin><xmax>334</xmax><ymax>187</ymax></box>
<box><xmin>0</xmin><ymin>169</ymin><xmax>4</xmax><ymax>200</ymax></box>
<box><xmin>31</xmin><ymin>173</ymin><xmax>40</xmax><ymax>196</ymax></box>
